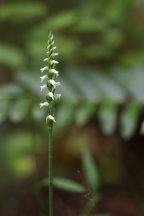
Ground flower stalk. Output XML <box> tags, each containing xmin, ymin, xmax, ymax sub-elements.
<box><xmin>40</xmin><ymin>32</ymin><xmax>61</xmax><ymax>216</ymax></box>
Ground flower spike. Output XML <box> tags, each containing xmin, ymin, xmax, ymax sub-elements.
<box><xmin>40</xmin><ymin>32</ymin><xmax>61</xmax><ymax>126</ymax></box>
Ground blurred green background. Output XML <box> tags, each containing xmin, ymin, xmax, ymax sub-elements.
<box><xmin>0</xmin><ymin>0</ymin><xmax>144</xmax><ymax>215</ymax></box>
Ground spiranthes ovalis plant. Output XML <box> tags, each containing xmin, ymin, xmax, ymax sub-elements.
<box><xmin>40</xmin><ymin>32</ymin><xmax>61</xmax><ymax>216</ymax></box>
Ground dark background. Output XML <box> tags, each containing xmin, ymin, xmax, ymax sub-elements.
<box><xmin>0</xmin><ymin>0</ymin><xmax>144</xmax><ymax>215</ymax></box>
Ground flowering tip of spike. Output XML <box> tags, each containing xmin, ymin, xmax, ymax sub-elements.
<box><xmin>40</xmin><ymin>102</ymin><xmax>49</xmax><ymax>108</ymax></box>
<box><xmin>40</xmin><ymin>66</ymin><xmax>48</xmax><ymax>72</ymax></box>
<box><xmin>40</xmin><ymin>75</ymin><xmax>48</xmax><ymax>83</ymax></box>
<box><xmin>40</xmin><ymin>84</ymin><xmax>47</xmax><ymax>91</ymax></box>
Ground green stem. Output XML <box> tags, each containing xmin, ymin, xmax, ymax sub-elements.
<box><xmin>48</xmin><ymin>126</ymin><xmax>53</xmax><ymax>216</ymax></box>
<box><xmin>80</xmin><ymin>194</ymin><xmax>100</xmax><ymax>216</ymax></box>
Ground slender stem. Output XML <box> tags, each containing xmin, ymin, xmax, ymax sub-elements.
<box><xmin>80</xmin><ymin>194</ymin><xmax>100</xmax><ymax>216</ymax></box>
<box><xmin>48</xmin><ymin>126</ymin><xmax>53</xmax><ymax>216</ymax></box>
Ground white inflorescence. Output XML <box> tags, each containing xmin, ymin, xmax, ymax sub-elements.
<box><xmin>40</xmin><ymin>33</ymin><xmax>61</xmax><ymax>124</ymax></box>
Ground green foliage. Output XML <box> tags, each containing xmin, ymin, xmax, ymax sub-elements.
<box><xmin>45</xmin><ymin>10</ymin><xmax>77</xmax><ymax>30</ymax></box>
<box><xmin>0</xmin><ymin>67</ymin><xmax>143</xmax><ymax>139</ymax></box>
<box><xmin>0</xmin><ymin>44</ymin><xmax>25</xmax><ymax>68</ymax></box>
<box><xmin>9</xmin><ymin>99</ymin><xmax>31</xmax><ymax>123</ymax></box>
<box><xmin>75</xmin><ymin>103</ymin><xmax>96</xmax><ymax>126</ymax></box>
<box><xmin>0</xmin><ymin>2</ymin><xmax>46</xmax><ymax>22</ymax></box>
<box><xmin>0</xmin><ymin>131</ymin><xmax>40</xmax><ymax>177</ymax></box>
<box><xmin>42</xmin><ymin>177</ymin><xmax>85</xmax><ymax>193</ymax></box>
<box><xmin>98</xmin><ymin>103</ymin><xmax>117</xmax><ymax>135</ymax></box>
<box><xmin>120</xmin><ymin>103</ymin><xmax>141</xmax><ymax>138</ymax></box>
<box><xmin>82</xmin><ymin>149</ymin><xmax>100</xmax><ymax>193</ymax></box>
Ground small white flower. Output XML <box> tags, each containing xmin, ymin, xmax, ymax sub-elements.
<box><xmin>46</xmin><ymin>51</ymin><xmax>49</xmax><ymax>54</ymax></box>
<box><xmin>48</xmin><ymin>92</ymin><xmax>54</xmax><ymax>100</ymax></box>
<box><xmin>46</xmin><ymin>115</ymin><xmax>56</xmax><ymax>122</ymax></box>
<box><xmin>55</xmin><ymin>94</ymin><xmax>61</xmax><ymax>100</ymax></box>
<box><xmin>40</xmin><ymin>102</ymin><xmax>49</xmax><ymax>108</ymax></box>
<box><xmin>49</xmin><ymin>69</ymin><xmax>59</xmax><ymax>77</ymax></box>
<box><xmin>40</xmin><ymin>66</ymin><xmax>48</xmax><ymax>72</ymax></box>
<box><xmin>50</xmin><ymin>60</ymin><xmax>59</xmax><ymax>64</ymax></box>
<box><xmin>49</xmin><ymin>79</ymin><xmax>61</xmax><ymax>88</ymax></box>
<box><xmin>40</xmin><ymin>75</ymin><xmax>48</xmax><ymax>83</ymax></box>
<box><xmin>51</xmin><ymin>46</ymin><xmax>56</xmax><ymax>51</ymax></box>
<box><xmin>47</xmin><ymin>42</ymin><xmax>54</xmax><ymax>49</ymax></box>
<box><xmin>43</xmin><ymin>58</ymin><xmax>49</xmax><ymax>62</ymax></box>
<box><xmin>40</xmin><ymin>84</ymin><xmax>47</xmax><ymax>91</ymax></box>
<box><xmin>51</xmin><ymin>53</ymin><xmax>58</xmax><ymax>57</ymax></box>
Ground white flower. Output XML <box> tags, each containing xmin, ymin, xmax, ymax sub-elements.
<box><xmin>40</xmin><ymin>102</ymin><xmax>49</xmax><ymax>108</ymax></box>
<box><xmin>46</xmin><ymin>115</ymin><xmax>56</xmax><ymax>122</ymax></box>
<box><xmin>46</xmin><ymin>51</ymin><xmax>49</xmax><ymax>54</ymax></box>
<box><xmin>40</xmin><ymin>75</ymin><xmax>48</xmax><ymax>83</ymax></box>
<box><xmin>55</xmin><ymin>94</ymin><xmax>61</xmax><ymax>100</ymax></box>
<box><xmin>48</xmin><ymin>92</ymin><xmax>54</xmax><ymax>100</ymax></box>
<box><xmin>50</xmin><ymin>60</ymin><xmax>59</xmax><ymax>64</ymax></box>
<box><xmin>49</xmin><ymin>69</ymin><xmax>59</xmax><ymax>77</ymax></box>
<box><xmin>51</xmin><ymin>53</ymin><xmax>58</xmax><ymax>57</ymax></box>
<box><xmin>49</xmin><ymin>79</ymin><xmax>61</xmax><ymax>88</ymax></box>
<box><xmin>51</xmin><ymin>46</ymin><xmax>56</xmax><ymax>51</ymax></box>
<box><xmin>43</xmin><ymin>58</ymin><xmax>49</xmax><ymax>62</ymax></box>
<box><xmin>40</xmin><ymin>84</ymin><xmax>47</xmax><ymax>91</ymax></box>
<box><xmin>40</xmin><ymin>66</ymin><xmax>48</xmax><ymax>72</ymax></box>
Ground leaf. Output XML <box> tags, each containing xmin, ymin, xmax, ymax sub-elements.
<box><xmin>98</xmin><ymin>103</ymin><xmax>117</xmax><ymax>135</ymax></box>
<box><xmin>0</xmin><ymin>44</ymin><xmax>25</xmax><ymax>68</ymax></box>
<box><xmin>67</xmin><ymin>68</ymin><xmax>101</xmax><ymax>102</ymax></box>
<box><xmin>45</xmin><ymin>10</ymin><xmax>77</xmax><ymax>30</ymax></box>
<box><xmin>42</xmin><ymin>177</ymin><xmax>85</xmax><ymax>193</ymax></box>
<box><xmin>75</xmin><ymin>103</ymin><xmax>96</xmax><ymax>126</ymax></box>
<box><xmin>0</xmin><ymin>2</ymin><xmax>46</xmax><ymax>22</ymax></box>
<box><xmin>120</xmin><ymin>103</ymin><xmax>141</xmax><ymax>139</ymax></box>
<box><xmin>9</xmin><ymin>99</ymin><xmax>31</xmax><ymax>123</ymax></box>
<box><xmin>82</xmin><ymin>149</ymin><xmax>100</xmax><ymax>193</ymax></box>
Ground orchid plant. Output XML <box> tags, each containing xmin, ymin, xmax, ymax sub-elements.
<box><xmin>40</xmin><ymin>32</ymin><xmax>61</xmax><ymax>216</ymax></box>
